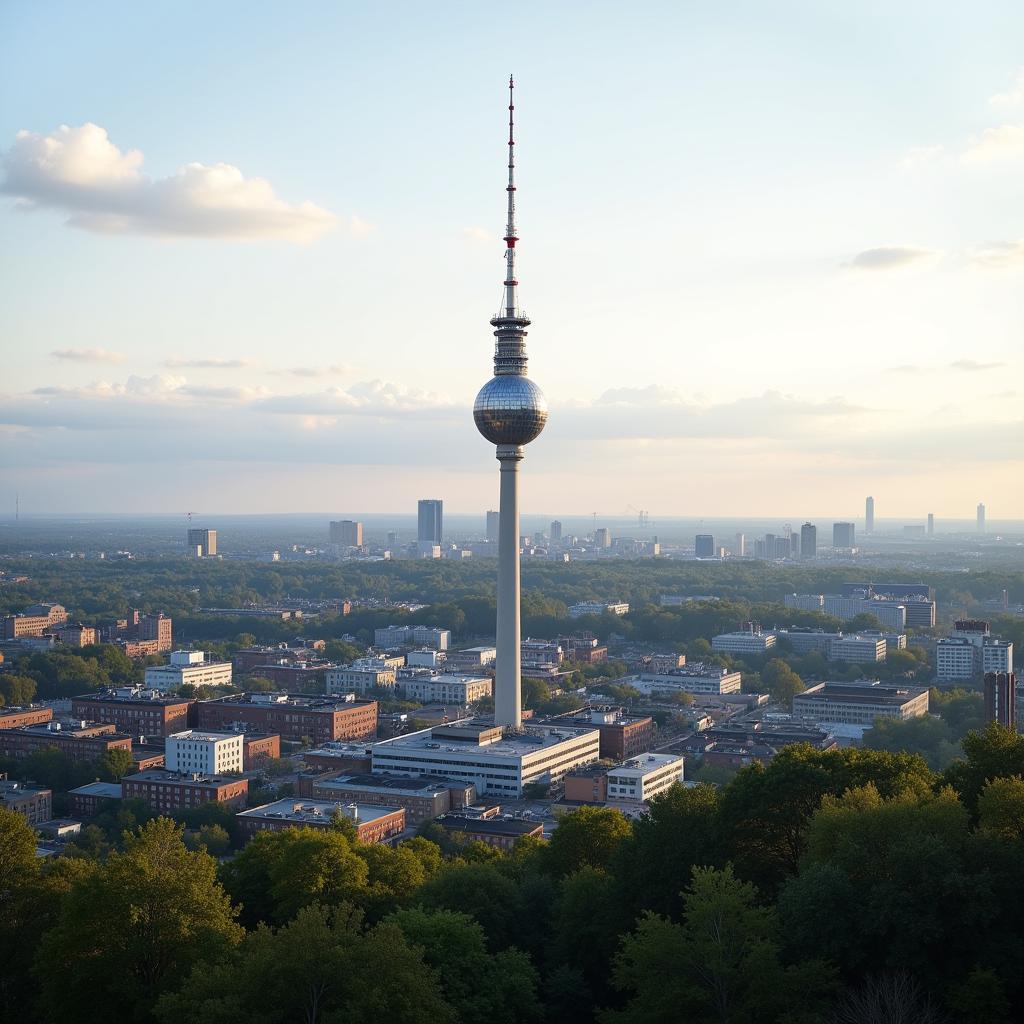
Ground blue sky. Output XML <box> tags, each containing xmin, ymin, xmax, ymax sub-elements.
<box><xmin>1</xmin><ymin>1</ymin><xmax>1022</xmax><ymax>517</ymax></box>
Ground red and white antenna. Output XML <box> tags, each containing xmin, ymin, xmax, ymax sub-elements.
<box><xmin>503</xmin><ymin>74</ymin><xmax>519</xmax><ymax>319</ymax></box>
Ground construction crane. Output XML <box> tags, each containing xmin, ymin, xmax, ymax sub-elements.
<box><xmin>627</xmin><ymin>504</ymin><xmax>651</xmax><ymax>529</ymax></box>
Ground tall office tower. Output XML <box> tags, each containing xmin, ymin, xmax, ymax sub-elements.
<box><xmin>984</xmin><ymin>672</ymin><xmax>1016</xmax><ymax>729</ymax></box>
<box><xmin>386</xmin><ymin>531</ymin><xmax>399</xmax><ymax>549</ymax></box>
<box><xmin>550</xmin><ymin>520</ymin><xmax>562</xmax><ymax>543</ymax></box>
<box><xmin>927</xmin><ymin>513</ymin><xmax>934</xmax><ymax>535</ymax></box>
<box><xmin>865</xmin><ymin>496</ymin><xmax>874</xmax><ymax>533</ymax></box>
<box><xmin>486</xmin><ymin>510</ymin><xmax>500</xmax><ymax>542</ymax></box>
<box><xmin>833</xmin><ymin>522</ymin><xmax>856</xmax><ymax>548</ymax></box>
<box><xmin>695</xmin><ymin>534</ymin><xmax>715</xmax><ymax>558</ymax></box>
<box><xmin>977</xmin><ymin>503</ymin><xmax>986</xmax><ymax>532</ymax></box>
<box><xmin>800</xmin><ymin>522</ymin><xmax>817</xmax><ymax>558</ymax></box>
<box><xmin>473</xmin><ymin>78</ymin><xmax>548</xmax><ymax>730</ymax></box>
<box><xmin>329</xmin><ymin>520</ymin><xmax>363</xmax><ymax>546</ymax></box>
<box><xmin>187</xmin><ymin>528</ymin><xmax>217</xmax><ymax>557</ymax></box>
<box><xmin>734</xmin><ymin>533</ymin><xmax>746</xmax><ymax>556</ymax></box>
<box><xmin>417</xmin><ymin>500</ymin><xmax>443</xmax><ymax>544</ymax></box>
<box><xmin>594</xmin><ymin>528</ymin><xmax>611</xmax><ymax>548</ymax></box>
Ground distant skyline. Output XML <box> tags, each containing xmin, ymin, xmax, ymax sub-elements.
<box><xmin>2</xmin><ymin>3</ymin><xmax>1023</xmax><ymax>515</ymax></box>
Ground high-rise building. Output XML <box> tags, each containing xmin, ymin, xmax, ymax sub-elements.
<box><xmin>927</xmin><ymin>513</ymin><xmax>934</xmax><ymax>535</ymax></box>
<box><xmin>187</xmin><ymin>528</ymin><xmax>217</xmax><ymax>557</ymax></box>
<box><xmin>832</xmin><ymin>522</ymin><xmax>855</xmax><ymax>548</ymax></box>
<box><xmin>695</xmin><ymin>534</ymin><xmax>715</xmax><ymax>558</ymax></box>
<box><xmin>550</xmin><ymin>520</ymin><xmax>562</xmax><ymax>543</ymax></box>
<box><xmin>800</xmin><ymin>522</ymin><xmax>817</xmax><ymax>558</ymax></box>
<box><xmin>594</xmin><ymin>528</ymin><xmax>611</xmax><ymax>548</ymax></box>
<box><xmin>733</xmin><ymin>533</ymin><xmax>746</xmax><ymax>557</ymax></box>
<box><xmin>865</xmin><ymin>497</ymin><xmax>874</xmax><ymax>533</ymax></box>
<box><xmin>977</xmin><ymin>502</ymin><xmax>986</xmax><ymax>532</ymax></box>
<box><xmin>984</xmin><ymin>672</ymin><xmax>1016</xmax><ymax>729</ymax></box>
<box><xmin>472</xmin><ymin>78</ymin><xmax>549</xmax><ymax>730</ymax></box>
<box><xmin>418</xmin><ymin>500</ymin><xmax>443</xmax><ymax>544</ymax></box>
<box><xmin>486</xmin><ymin>510</ymin><xmax>500</xmax><ymax>542</ymax></box>
<box><xmin>386</xmin><ymin>531</ymin><xmax>399</xmax><ymax>550</ymax></box>
<box><xmin>329</xmin><ymin>520</ymin><xmax>363</xmax><ymax>546</ymax></box>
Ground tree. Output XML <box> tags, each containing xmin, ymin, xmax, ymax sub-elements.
<box><xmin>977</xmin><ymin>775</ymin><xmax>1024</xmax><ymax>840</ymax></box>
<box><xmin>416</xmin><ymin>861</ymin><xmax>521</xmax><ymax>950</ymax></box>
<box><xmin>941</xmin><ymin>724</ymin><xmax>1024</xmax><ymax>816</ymax></box>
<box><xmin>761</xmin><ymin>658</ymin><xmax>805</xmax><ymax>709</ymax></box>
<box><xmin>605</xmin><ymin>865</ymin><xmax>834</xmax><ymax>1024</ymax></box>
<box><xmin>0</xmin><ymin>674</ymin><xmax>37</xmax><ymax>706</ymax></box>
<box><xmin>185</xmin><ymin>824</ymin><xmax>231</xmax><ymax>857</ymax></box>
<box><xmin>387</xmin><ymin>906</ymin><xmax>542</xmax><ymax>1024</ymax></box>
<box><xmin>156</xmin><ymin>904</ymin><xmax>456</xmax><ymax>1024</ymax></box>
<box><xmin>99</xmin><ymin>745</ymin><xmax>136</xmax><ymax>780</ymax></box>
<box><xmin>863</xmin><ymin>714</ymin><xmax>960</xmax><ymax>770</ymax></box>
<box><xmin>35</xmin><ymin>818</ymin><xmax>243</xmax><ymax>1023</ymax></box>
<box><xmin>543</xmin><ymin>806</ymin><xmax>632</xmax><ymax>877</ymax></box>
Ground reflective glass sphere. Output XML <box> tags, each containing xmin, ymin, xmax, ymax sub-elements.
<box><xmin>473</xmin><ymin>374</ymin><xmax>548</xmax><ymax>446</ymax></box>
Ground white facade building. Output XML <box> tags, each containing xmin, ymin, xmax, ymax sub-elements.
<box><xmin>983</xmin><ymin>639</ymin><xmax>1013</xmax><ymax>674</ymax></box>
<box><xmin>144</xmin><ymin>651</ymin><xmax>232</xmax><ymax>693</ymax></box>
<box><xmin>568</xmin><ymin>601</ymin><xmax>629</xmax><ymax>619</ymax></box>
<box><xmin>625</xmin><ymin>666</ymin><xmax>743</xmax><ymax>696</ymax></box>
<box><xmin>606</xmin><ymin>753</ymin><xmax>685</xmax><ymax>803</ymax></box>
<box><xmin>936</xmin><ymin>638</ymin><xmax>978</xmax><ymax>681</ymax></box>
<box><xmin>326</xmin><ymin>659</ymin><xmax>397</xmax><ymax>694</ymax></box>
<box><xmin>165</xmin><ymin>729</ymin><xmax>243</xmax><ymax>775</ymax></box>
<box><xmin>371</xmin><ymin>721</ymin><xmax>600</xmax><ymax>797</ymax></box>
<box><xmin>373</xmin><ymin>625</ymin><xmax>450</xmax><ymax>650</ymax></box>
<box><xmin>784</xmin><ymin>594</ymin><xmax>826</xmax><ymax>612</ymax></box>
<box><xmin>396</xmin><ymin>672</ymin><xmax>493</xmax><ymax>704</ymax></box>
<box><xmin>711</xmin><ymin>630</ymin><xmax>777</xmax><ymax>654</ymax></box>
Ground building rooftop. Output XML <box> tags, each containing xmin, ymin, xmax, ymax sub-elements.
<box><xmin>608</xmin><ymin>753</ymin><xmax>684</xmax><ymax>778</ymax></box>
<box><xmin>203</xmin><ymin>692</ymin><xmax>374</xmax><ymax>711</ymax></box>
<box><xmin>237</xmin><ymin>798</ymin><xmax>402</xmax><ymax>825</ymax></box>
<box><xmin>374</xmin><ymin>720</ymin><xmax>599</xmax><ymax>759</ymax></box>
<box><xmin>795</xmin><ymin>682</ymin><xmax>927</xmax><ymax>707</ymax></box>
<box><xmin>438</xmin><ymin>815</ymin><xmax>542</xmax><ymax>837</ymax></box>
<box><xmin>69</xmin><ymin>781</ymin><xmax>123</xmax><ymax>799</ymax></box>
<box><xmin>125</xmin><ymin>770</ymin><xmax>242</xmax><ymax>787</ymax></box>
<box><xmin>168</xmin><ymin>729</ymin><xmax>242</xmax><ymax>743</ymax></box>
<box><xmin>73</xmin><ymin>688</ymin><xmax>192</xmax><ymax>706</ymax></box>
<box><xmin>313</xmin><ymin>772</ymin><xmax>471</xmax><ymax>796</ymax></box>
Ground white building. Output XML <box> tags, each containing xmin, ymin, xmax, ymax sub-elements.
<box><xmin>606</xmin><ymin>753</ymin><xmax>685</xmax><ymax>803</ymax></box>
<box><xmin>792</xmin><ymin>681</ymin><xmax>928</xmax><ymax>738</ymax></box>
<box><xmin>568</xmin><ymin>601</ymin><xmax>629</xmax><ymax>619</ymax></box>
<box><xmin>396</xmin><ymin>671</ymin><xmax>492</xmax><ymax>704</ymax></box>
<box><xmin>406</xmin><ymin>649</ymin><xmax>442</xmax><ymax>668</ymax></box>
<box><xmin>983</xmin><ymin>639</ymin><xmax>1013</xmax><ymax>674</ymax></box>
<box><xmin>625</xmin><ymin>665</ymin><xmax>743</xmax><ymax>696</ymax></box>
<box><xmin>373</xmin><ymin>625</ymin><xmax>450</xmax><ymax>650</ymax></box>
<box><xmin>144</xmin><ymin>651</ymin><xmax>232</xmax><ymax>693</ymax></box>
<box><xmin>827</xmin><ymin>635</ymin><xmax>887</xmax><ymax>664</ymax></box>
<box><xmin>165</xmin><ymin>729</ymin><xmax>243</xmax><ymax>775</ymax></box>
<box><xmin>371</xmin><ymin>721</ymin><xmax>600</xmax><ymax>797</ymax></box>
<box><xmin>783</xmin><ymin>594</ymin><xmax>826</xmax><ymax>612</ymax></box>
<box><xmin>711</xmin><ymin>630</ymin><xmax>777</xmax><ymax>654</ymax></box>
<box><xmin>446</xmin><ymin>646</ymin><xmax>497</xmax><ymax>670</ymax></box>
<box><xmin>326</xmin><ymin>659</ymin><xmax>397</xmax><ymax>694</ymax></box>
<box><xmin>822</xmin><ymin>596</ymin><xmax>906</xmax><ymax>630</ymax></box>
<box><xmin>936</xmin><ymin>638</ymin><xmax>978</xmax><ymax>681</ymax></box>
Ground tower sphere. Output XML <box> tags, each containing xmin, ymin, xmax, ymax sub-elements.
<box><xmin>473</xmin><ymin>375</ymin><xmax>548</xmax><ymax>446</ymax></box>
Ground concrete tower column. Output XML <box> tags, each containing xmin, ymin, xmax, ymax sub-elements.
<box><xmin>495</xmin><ymin>444</ymin><xmax>523</xmax><ymax>729</ymax></box>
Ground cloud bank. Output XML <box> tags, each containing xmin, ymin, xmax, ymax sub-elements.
<box><xmin>848</xmin><ymin>246</ymin><xmax>938</xmax><ymax>271</ymax></box>
<box><xmin>2</xmin><ymin>123</ymin><xmax>338</xmax><ymax>242</ymax></box>
<box><xmin>50</xmin><ymin>347</ymin><xmax>125</xmax><ymax>363</ymax></box>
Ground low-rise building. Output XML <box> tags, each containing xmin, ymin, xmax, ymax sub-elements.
<box><xmin>437</xmin><ymin>814</ymin><xmax>543</xmax><ymax>850</ymax></box>
<box><xmin>606</xmin><ymin>753</ymin><xmax>685</xmax><ymax>803</ymax></box>
<box><xmin>243</xmin><ymin>733</ymin><xmax>281</xmax><ymax>768</ymax></box>
<box><xmin>196</xmin><ymin>693</ymin><xmax>377</xmax><ymax>744</ymax></box>
<box><xmin>144</xmin><ymin>651</ymin><xmax>233</xmax><ymax>692</ymax></box>
<box><xmin>122</xmin><ymin>770</ymin><xmax>248</xmax><ymax>813</ymax></box>
<box><xmin>325</xmin><ymin>659</ymin><xmax>397</xmax><ymax>695</ymax></box>
<box><xmin>374</xmin><ymin>625</ymin><xmax>451</xmax><ymax>650</ymax></box>
<box><xmin>711</xmin><ymin>628</ymin><xmax>776</xmax><ymax>654</ymax></box>
<box><xmin>792</xmin><ymin>681</ymin><xmax>929</xmax><ymax>737</ymax></box>
<box><xmin>396</xmin><ymin>671</ymin><xmax>493</xmax><ymax>704</ymax></box>
<box><xmin>827</xmin><ymin>635</ymin><xmax>887</xmax><ymax>664</ymax></box>
<box><xmin>309</xmin><ymin>772</ymin><xmax>475</xmax><ymax>824</ymax></box>
<box><xmin>71</xmin><ymin>689</ymin><xmax>193</xmax><ymax>739</ymax></box>
<box><xmin>165</xmin><ymin>730</ymin><xmax>244</xmax><ymax>775</ymax></box>
<box><xmin>53</xmin><ymin>623</ymin><xmax>98</xmax><ymax>647</ymax></box>
<box><xmin>0</xmin><ymin>705</ymin><xmax>54</xmax><ymax>730</ymax></box>
<box><xmin>0</xmin><ymin>720</ymin><xmax>133</xmax><ymax>764</ymax></box>
<box><xmin>0</xmin><ymin>777</ymin><xmax>52</xmax><ymax>824</ymax></box>
<box><xmin>546</xmin><ymin>707</ymin><xmax>655</xmax><ymax>760</ymax></box>
<box><xmin>446</xmin><ymin>646</ymin><xmax>497</xmax><ymax>671</ymax></box>
<box><xmin>625</xmin><ymin>664</ymin><xmax>743</xmax><ymax>696</ymax></box>
<box><xmin>237</xmin><ymin>798</ymin><xmax>405</xmax><ymax>844</ymax></box>
<box><xmin>568</xmin><ymin>601</ymin><xmax>629</xmax><ymax>619</ymax></box>
<box><xmin>69</xmin><ymin>781</ymin><xmax>123</xmax><ymax>818</ymax></box>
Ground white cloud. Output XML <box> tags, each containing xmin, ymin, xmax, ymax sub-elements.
<box><xmin>949</xmin><ymin>359</ymin><xmax>1004</xmax><ymax>372</ymax></box>
<box><xmin>50</xmin><ymin>346</ymin><xmax>125</xmax><ymax>363</ymax></box>
<box><xmin>164</xmin><ymin>356</ymin><xmax>258</xmax><ymax>369</ymax></box>
<box><xmin>968</xmin><ymin>240</ymin><xmax>1024</xmax><ymax>269</ymax></box>
<box><xmin>961</xmin><ymin>124</ymin><xmax>1024</xmax><ymax>163</ymax></box>
<box><xmin>463</xmin><ymin>226</ymin><xmax>496</xmax><ymax>245</ymax></box>
<box><xmin>989</xmin><ymin>69</ymin><xmax>1024</xmax><ymax>108</ymax></box>
<box><xmin>847</xmin><ymin>246</ymin><xmax>939</xmax><ymax>271</ymax></box>
<box><xmin>286</xmin><ymin>363</ymin><xmax>352</xmax><ymax>378</ymax></box>
<box><xmin>2</xmin><ymin>122</ymin><xmax>340</xmax><ymax>242</ymax></box>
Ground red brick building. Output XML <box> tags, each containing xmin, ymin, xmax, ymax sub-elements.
<box><xmin>0</xmin><ymin>722</ymin><xmax>133</xmax><ymax>764</ymax></box>
<box><xmin>243</xmin><ymin>733</ymin><xmax>281</xmax><ymax>769</ymax></box>
<box><xmin>71</xmin><ymin>690</ymin><xmax>194</xmax><ymax>739</ymax></box>
<box><xmin>69</xmin><ymin>781</ymin><xmax>123</xmax><ymax>817</ymax></box>
<box><xmin>123</xmin><ymin>770</ymin><xmax>248</xmax><ymax>813</ymax></box>
<box><xmin>0</xmin><ymin>706</ymin><xmax>54</xmax><ymax>730</ymax></box>
<box><xmin>562</xmin><ymin>763</ymin><xmax>610</xmax><ymax>804</ymax></box>
<box><xmin>438</xmin><ymin>815</ymin><xmax>544</xmax><ymax>850</ymax></box>
<box><xmin>237</xmin><ymin>798</ymin><xmax>405</xmax><ymax>844</ymax></box>
<box><xmin>196</xmin><ymin>694</ymin><xmax>377</xmax><ymax>744</ymax></box>
<box><xmin>0</xmin><ymin>777</ymin><xmax>53</xmax><ymax>824</ymax></box>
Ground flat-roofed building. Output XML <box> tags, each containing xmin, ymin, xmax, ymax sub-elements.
<box><xmin>625</xmin><ymin>664</ymin><xmax>743</xmax><ymax>696</ymax></box>
<box><xmin>397</xmin><ymin>672</ymin><xmax>493</xmax><ymax>704</ymax></box>
<box><xmin>69</xmin><ymin>781</ymin><xmax>123</xmax><ymax>818</ymax></box>
<box><xmin>243</xmin><ymin>733</ymin><xmax>281</xmax><ymax>769</ymax></box>
<box><xmin>712</xmin><ymin>629</ymin><xmax>777</xmax><ymax>654</ymax></box>
<box><xmin>2</xmin><ymin>614</ymin><xmax>55</xmax><ymax>639</ymax></box>
<box><xmin>437</xmin><ymin>814</ymin><xmax>543</xmax><ymax>850</ymax></box>
<box><xmin>793</xmin><ymin>681</ymin><xmax>928</xmax><ymax>734</ymax></box>
<box><xmin>53</xmin><ymin>623</ymin><xmax>98</xmax><ymax>647</ymax></box>
<box><xmin>187</xmin><ymin>528</ymin><xmax>217</xmax><ymax>557</ymax></box>
<box><xmin>301</xmin><ymin>742</ymin><xmax>374</xmax><ymax>774</ymax></box>
<box><xmin>372</xmin><ymin>721</ymin><xmax>601</xmax><ymax>797</ymax></box>
<box><xmin>196</xmin><ymin>692</ymin><xmax>377</xmax><ymax>744</ymax></box>
<box><xmin>828</xmin><ymin>635</ymin><xmax>887</xmax><ymax>664</ymax></box>
<box><xmin>248</xmin><ymin>662</ymin><xmax>333</xmax><ymax>690</ymax></box>
<box><xmin>0</xmin><ymin>777</ymin><xmax>52</xmax><ymax>824</ymax></box>
<box><xmin>546</xmin><ymin>707</ymin><xmax>655</xmax><ymax>760</ymax></box>
<box><xmin>326</xmin><ymin>659</ymin><xmax>397</xmax><ymax>695</ymax></box>
<box><xmin>447</xmin><ymin>646</ymin><xmax>497</xmax><ymax>671</ymax></box>
<box><xmin>166</xmin><ymin>730</ymin><xmax>244</xmax><ymax>775</ymax></box>
<box><xmin>568</xmin><ymin>601</ymin><xmax>629</xmax><ymax>619</ymax></box>
<box><xmin>605</xmin><ymin>753</ymin><xmax>685</xmax><ymax>803</ymax></box>
<box><xmin>309</xmin><ymin>772</ymin><xmax>475</xmax><ymax>823</ymax></box>
<box><xmin>937</xmin><ymin>638</ymin><xmax>980</xmax><ymax>681</ymax></box>
<box><xmin>373</xmin><ymin>625</ymin><xmax>451</xmax><ymax>651</ymax></box>
<box><xmin>0</xmin><ymin>705</ymin><xmax>54</xmax><ymax>730</ymax></box>
<box><xmin>145</xmin><ymin>651</ymin><xmax>233</xmax><ymax>693</ymax></box>
<box><xmin>563</xmin><ymin>763</ymin><xmax>611</xmax><ymax>804</ymax></box>
<box><xmin>0</xmin><ymin>720</ymin><xmax>133</xmax><ymax>764</ymax></box>
<box><xmin>784</xmin><ymin>594</ymin><xmax>826</xmax><ymax>612</ymax></box>
<box><xmin>123</xmin><ymin>769</ymin><xmax>248</xmax><ymax>813</ymax></box>
<box><xmin>329</xmin><ymin>520</ymin><xmax>363</xmax><ymax>546</ymax></box>
<box><xmin>71</xmin><ymin>689</ymin><xmax>193</xmax><ymax>739</ymax></box>
<box><xmin>237</xmin><ymin>798</ymin><xmax>405</xmax><ymax>844</ymax></box>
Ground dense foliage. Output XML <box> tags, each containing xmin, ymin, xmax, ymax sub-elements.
<box><xmin>3</xmin><ymin>727</ymin><xmax>1024</xmax><ymax>1023</ymax></box>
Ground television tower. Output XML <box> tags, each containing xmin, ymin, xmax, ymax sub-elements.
<box><xmin>473</xmin><ymin>77</ymin><xmax>548</xmax><ymax>730</ymax></box>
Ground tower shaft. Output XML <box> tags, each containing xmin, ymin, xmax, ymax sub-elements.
<box><xmin>495</xmin><ymin>445</ymin><xmax>523</xmax><ymax>728</ymax></box>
